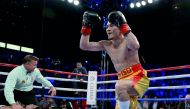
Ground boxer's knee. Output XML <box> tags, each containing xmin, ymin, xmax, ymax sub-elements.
<box><xmin>115</xmin><ymin>85</ymin><xmax>130</xmax><ymax>101</ymax></box>
<box><xmin>117</xmin><ymin>90</ymin><xmax>130</xmax><ymax>101</ymax></box>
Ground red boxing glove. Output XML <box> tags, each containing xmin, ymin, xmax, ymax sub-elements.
<box><xmin>120</xmin><ymin>23</ymin><xmax>131</xmax><ymax>35</ymax></box>
<box><xmin>81</xmin><ymin>26</ymin><xmax>91</xmax><ymax>36</ymax></box>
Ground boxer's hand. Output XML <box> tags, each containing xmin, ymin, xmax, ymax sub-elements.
<box><xmin>81</xmin><ymin>11</ymin><xmax>101</xmax><ymax>36</ymax></box>
<box><xmin>108</xmin><ymin>11</ymin><xmax>131</xmax><ymax>35</ymax></box>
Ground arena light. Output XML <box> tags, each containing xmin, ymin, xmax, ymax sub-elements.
<box><xmin>136</xmin><ymin>2</ymin><xmax>141</xmax><ymax>8</ymax></box>
<box><xmin>147</xmin><ymin>0</ymin><xmax>153</xmax><ymax>4</ymax></box>
<box><xmin>0</xmin><ymin>42</ymin><xmax>6</xmax><ymax>48</ymax></box>
<box><xmin>6</xmin><ymin>43</ymin><xmax>20</xmax><ymax>51</ymax></box>
<box><xmin>21</xmin><ymin>47</ymin><xmax>34</xmax><ymax>53</ymax></box>
<box><xmin>73</xmin><ymin>0</ymin><xmax>79</xmax><ymax>5</ymax></box>
<box><xmin>141</xmin><ymin>1</ymin><xmax>146</xmax><ymax>6</ymax></box>
<box><xmin>67</xmin><ymin>0</ymin><xmax>73</xmax><ymax>3</ymax></box>
<box><xmin>130</xmin><ymin>3</ymin><xmax>135</xmax><ymax>8</ymax></box>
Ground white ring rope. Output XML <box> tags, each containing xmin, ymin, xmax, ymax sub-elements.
<box><xmin>1</xmin><ymin>64</ymin><xmax>190</xmax><ymax>103</ymax></box>
<box><xmin>0</xmin><ymin>71</ymin><xmax>9</xmax><ymax>75</ymax></box>
<box><xmin>97</xmin><ymin>80</ymin><xmax>117</xmax><ymax>84</ymax></box>
<box><xmin>149</xmin><ymin>74</ymin><xmax>190</xmax><ymax>80</ymax></box>
<box><xmin>46</xmin><ymin>74</ymin><xmax>190</xmax><ymax>84</ymax></box>
<box><xmin>97</xmin><ymin>85</ymin><xmax>190</xmax><ymax>92</ymax></box>
<box><xmin>97</xmin><ymin>74</ymin><xmax>190</xmax><ymax>84</ymax></box>
<box><xmin>0</xmin><ymin>82</ymin><xmax>87</xmax><ymax>92</ymax></box>
<box><xmin>1</xmin><ymin>71</ymin><xmax>190</xmax><ymax>84</ymax></box>
<box><xmin>33</xmin><ymin>86</ymin><xmax>87</xmax><ymax>92</ymax></box>
<box><xmin>148</xmin><ymin>85</ymin><xmax>190</xmax><ymax>90</ymax></box>
<box><xmin>0</xmin><ymin>72</ymin><xmax>88</xmax><ymax>83</ymax></box>
<box><xmin>1</xmin><ymin>71</ymin><xmax>190</xmax><ymax>92</ymax></box>
<box><xmin>45</xmin><ymin>77</ymin><xmax>88</xmax><ymax>83</ymax></box>
<box><xmin>35</xmin><ymin>95</ymin><xmax>190</xmax><ymax>101</ymax></box>
<box><xmin>0</xmin><ymin>82</ymin><xmax>190</xmax><ymax>92</ymax></box>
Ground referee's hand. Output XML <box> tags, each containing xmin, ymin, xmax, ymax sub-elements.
<box><xmin>48</xmin><ymin>86</ymin><xmax>56</xmax><ymax>96</ymax></box>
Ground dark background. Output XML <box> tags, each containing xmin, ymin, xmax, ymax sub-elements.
<box><xmin>0</xmin><ymin>0</ymin><xmax>190</xmax><ymax>67</ymax></box>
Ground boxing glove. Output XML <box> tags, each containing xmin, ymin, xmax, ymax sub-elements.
<box><xmin>108</xmin><ymin>11</ymin><xmax>131</xmax><ymax>35</ymax></box>
<box><xmin>81</xmin><ymin>11</ymin><xmax>101</xmax><ymax>36</ymax></box>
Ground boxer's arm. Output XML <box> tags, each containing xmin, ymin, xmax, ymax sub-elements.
<box><xmin>80</xmin><ymin>35</ymin><xmax>104</xmax><ymax>51</ymax></box>
<box><xmin>125</xmin><ymin>32</ymin><xmax>140</xmax><ymax>50</ymax></box>
<box><xmin>80</xmin><ymin>11</ymin><xmax>104</xmax><ymax>51</ymax></box>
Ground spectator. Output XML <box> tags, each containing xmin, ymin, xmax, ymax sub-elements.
<box><xmin>69</xmin><ymin>62</ymin><xmax>87</xmax><ymax>109</ymax></box>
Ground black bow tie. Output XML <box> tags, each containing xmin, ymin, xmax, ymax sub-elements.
<box><xmin>27</xmin><ymin>71</ymin><xmax>31</xmax><ymax>74</ymax></box>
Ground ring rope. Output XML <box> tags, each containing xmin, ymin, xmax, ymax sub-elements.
<box><xmin>33</xmin><ymin>86</ymin><xmax>87</xmax><ymax>92</ymax></box>
<box><xmin>45</xmin><ymin>77</ymin><xmax>88</xmax><ymax>83</ymax></box>
<box><xmin>1</xmin><ymin>63</ymin><xmax>190</xmax><ymax>103</ymax></box>
<box><xmin>148</xmin><ymin>85</ymin><xmax>190</xmax><ymax>90</ymax></box>
<box><xmin>0</xmin><ymin>82</ymin><xmax>86</xmax><ymax>92</ymax></box>
<box><xmin>1</xmin><ymin>82</ymin><xmax>189</xmax><ymax>92</ymax></box>
<box><xmin>42</xmin><ymin>69</ymin><xmax>87</xmax><ymax>76</ymax></box>
<box><xmin>0</xmin><ymin>63</ymin><xmax>87</xmax><ymax>76</ymax></box>
<box><xmin>97</xmin><ymin>65</ymin><xmax>190</xmax><ymax>77</ymax></box>
<box><xmin>0</xmin><ymin>71</ymin><xmax>8</xmax><ymax>75</ymax></box>
<box><xmin>1</xmin><ymin>72</ymin><xmax>190</xmax><ymax>84</ymax></box>
<box><xmin>35</xmin><ymin>95</ymin><xmax>190</xmax><ymax>101</ymax></box>
<box><xmin>46</xmin><ymin>74</ymin><xmax>190</xmax><ymax>84</ymax></box>
<box><xmin>138</xmin><ymin>98</ymin><xmax>190</xmax><ymax>101</ymax></box>
<box><xmin>147</xmin><ymin>65</ymin><xmax>190</xmax><ymax>72</ymax></box>
<box><xmin>1</xmin><ymin>62</ymin><xmax>190</xmax><ymax>77</ymax></box>
<box><xmin>97</xmin><ymin>85</ymin><xmax>190</xmax><ymax>92</ymax></box>
<box><xmin>149</xmin><ymin>74</ymin><xmax>190</xmax><ymax>80</ymax></box>
<box><xmin>36</xmin><ymin>95</ymin><xmax>86</xmax><ymax>100</ymax></box>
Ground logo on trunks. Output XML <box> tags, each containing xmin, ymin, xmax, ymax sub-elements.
<box><xmin>118</xmin><ymin>67</ymin><xmax>133</xmax><ymax>79</ymax></box>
